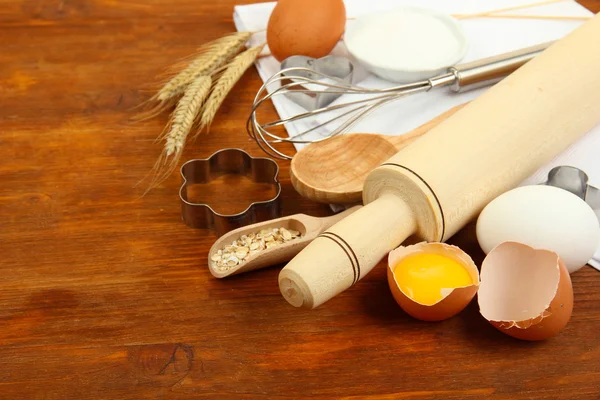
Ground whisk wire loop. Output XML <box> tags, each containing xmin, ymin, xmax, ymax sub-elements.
<box><xmin>247</xmin><ymin>67</ymin><xmax>436</xmax><ymax>160</ymax></box>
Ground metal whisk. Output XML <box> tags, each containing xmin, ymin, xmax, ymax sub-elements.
<box><xmin>247</xmin><ymin>42</ymin><xmax>552</xmax><ymax>160</ymax></box>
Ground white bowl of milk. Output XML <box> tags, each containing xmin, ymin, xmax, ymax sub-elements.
<box><xmin>344</xmin><ymin>5</ymin><xmax>468</xmax><ymax>83</ymax></box>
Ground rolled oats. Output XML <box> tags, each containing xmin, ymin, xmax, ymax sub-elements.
<box><xmin>210</xmin><ymin>226</ymin><xmax>302</xmax><ymax>271</ymax></box>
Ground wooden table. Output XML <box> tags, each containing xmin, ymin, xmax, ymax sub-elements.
<box><xmin>1</xmin><ymin>1</ymin><xmax>600</xmax><ymax>398</ymax></box>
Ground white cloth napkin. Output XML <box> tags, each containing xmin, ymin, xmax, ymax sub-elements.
<box><xmin>233</xmin><ymin>0</ymin><xmax>600</xmax><ymax>270</ymax></box>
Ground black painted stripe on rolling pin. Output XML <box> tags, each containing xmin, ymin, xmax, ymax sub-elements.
<box><xmin>319</xmin><ymin>232</ymin><xmax>361</xmax><ymax>285</ymax></box>
<box><xmin>379</xmin><ymin>163</ymin><xmax>446</xmax><ymax>242</ymax></box>
<box><xmin>317</xmin><ymin>232</ymin><xmax>359</xmax><ymax>285</ymax></box>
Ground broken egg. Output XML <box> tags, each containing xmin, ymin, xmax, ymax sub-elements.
<box><xmin>387</xmin><ymin>242</ymin><xmax>479</xmax><ymax>321</ymax></box>
<box><xmin>478</xmin><ymin>242</ymin><xmax>573</xmax><ymax>341</ymax></box>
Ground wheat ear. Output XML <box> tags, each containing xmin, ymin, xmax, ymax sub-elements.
<box><xmin>155</xmin><ymin>32</ymin><xmax>252</xmax><ymax>103</ymax></box>
<box><xmin>197</xmin><ymin>44</ymin><xmax>264</xmax><ymax>136</ymax></box>
<box><xmin>146</xmin><ymin>75</ymin><xmax>212</xmax><ymax>191</ymax></box>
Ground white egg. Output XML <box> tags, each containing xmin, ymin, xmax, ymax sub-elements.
<box><xmin>476</xmin><ymin>185</ymin><xmax>600</xmax><ymax>273</ymax></box>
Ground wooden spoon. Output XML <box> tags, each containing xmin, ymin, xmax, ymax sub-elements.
<box><xmin>208</xmin><ymin>205</ymin><xmax>361</xmax><ymax>278</ymax></box>
<box><xmin>291</xmin><ymin>103</ymin><xmax>467</xmax><ymax>204</ymax></box>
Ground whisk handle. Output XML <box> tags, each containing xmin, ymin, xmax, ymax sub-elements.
<box><xmin>448</xmin><ymin>41</ymin><xmax>554</xmax><ymax>93</ymax></box>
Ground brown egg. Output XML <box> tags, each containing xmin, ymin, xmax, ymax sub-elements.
<box><xmin>387</xmin><ymin>242</ymin><xmax>480</xmax><ymax>322</ymax></box>
<box><xmin>266</xmin><ymin>0</ymin><xmax>346</xmax><ymax>62</ymax></box>
<box><xmin>478</xmin><ymin>242</ymin><xmax>574</xmax><ymax>341</ymax></box>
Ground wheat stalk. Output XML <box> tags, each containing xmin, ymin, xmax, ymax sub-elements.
<box><xmin>138</xmin><ymin>35</ymin><xmax>263</xmax><ymax>194</ymax></box>
<box><xmin>146</xmin><ymin>75</ymin><xmax>212</xmax><ymax>191</ymax></box>
<box><xmin>198</xmin><ymin>44</ymin><xmax>264</xmax><ymax>136</ymax></box>
<box><xmin>132</xmin><ymin>32</ymin><xmax>251</xmax><ymax>123</ymax></box>
<box><xmin>156</xmin><ymin>32</ymin><xmax>252</xmax><ymax>103</ymax></box>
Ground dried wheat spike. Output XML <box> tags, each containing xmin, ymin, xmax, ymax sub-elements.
<box><xmin>146</xmin><ymin>75</ymin><xmax>212</xmax><ymax>191</ymax></box>
<box><xmin>198</xmin><ymin>44</ymin><xmax>265</xmax><ymax>135</ymax></box>
<box><xmin>156</xmin><ymin>31</ymin><xmax>252</xmax><ymax>103</ymax></box>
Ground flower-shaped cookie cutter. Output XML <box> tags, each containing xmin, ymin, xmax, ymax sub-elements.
<box><xmin>543</xmin><ymin>165</ymin><xmax>600</xmax><ymax>219</ymax></box>
<box><xmin>280</xmin><ymin>55</ymin><xmax>354</xmax><ymax>111</ymax></box>
<box><xmin>179</xmin><ymin>148</ymin><xmax>281</xmax><ymax>236</ymax></box>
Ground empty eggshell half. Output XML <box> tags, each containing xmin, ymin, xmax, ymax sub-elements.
<box><xmin>387</xmin><ymin>242</ymin><xmax>480</xmax><ymax>321</ymax></box>
<box><xmin>476</xmin><ymin>185</ymin><xmax>600</xmax><ymax>274</ymax></box>
<box><xmin>478</xmin><ymin>242</ymin><xmax>573</xmax><ymax>341</ymax></box>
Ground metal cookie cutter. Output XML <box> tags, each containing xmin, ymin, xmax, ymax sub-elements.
<box><xmin>280</xmin><ymin>55</ymin><xmax>354</xmax><ymax>111</ymax></box>
<box><xmin>179</xmin><ymin>148</ymin><xmax>281</xmax><ymax>236</ymax></box>
<box><xmin>543</xmin><ymin>165</ymin><xmax>600</xmax><ymax>218</ymax></box>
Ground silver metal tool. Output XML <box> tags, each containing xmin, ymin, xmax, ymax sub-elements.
<box><xmin>280</xmin><ymin>55</ymin><xmax>354</xmax><ymax>111</ymax></box>
<box><xmin>179</xmin><ymin>148</ymin><xmax>281</xmax><ymax>236</ymax></box>
<box><xmin>544</xmin><ymin>166</ymin><xmax>600</xmax><ymax>219</ymax></box>
<box><xmin>248</xmin><ymin>41</ymin><xmax>553</xmax><ymax>160</ymax></box>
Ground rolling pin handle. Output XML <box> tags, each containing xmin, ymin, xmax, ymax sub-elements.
<box><xmin>279</xmin><ymin>194</ymin><xmax>417</xmax><ymax>309</ymax></box>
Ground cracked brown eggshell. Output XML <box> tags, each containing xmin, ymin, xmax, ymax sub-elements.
<box><xmin>478</xmin><ymin>242</ymin><xmax>574</xmax><ymax>341</ymax></box>
<box><xmin>387</xmin><ymin>242</ymin><xmax>480</xmax><ymax>322</ymax></box>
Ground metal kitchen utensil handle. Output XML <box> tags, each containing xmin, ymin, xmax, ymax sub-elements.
<box><xmin>250</xmin><ymin>41</ymin><xmax>557</xmax><ymax>160</ymax></box>
<box><xmin>448</xmin><ymin>41</ymin><xmax>554</xmax><ymax>92</ymax></box>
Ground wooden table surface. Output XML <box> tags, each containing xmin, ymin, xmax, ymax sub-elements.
<box><xmin>2</xmin><ymin>1</ymin><xmax>600</xmax><ymax>398</ymax></box>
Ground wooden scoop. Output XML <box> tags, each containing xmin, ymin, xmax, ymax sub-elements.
<box><xmin>207</xmin><ymin>205</ymin><xmax>360</xmax><ymax>278</ymax></box>
<box><xmin>290</xmin><ymin>103</ymin><xmax>466</xmax><ymax>204</ymax></box>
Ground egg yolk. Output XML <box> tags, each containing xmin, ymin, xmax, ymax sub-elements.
<box><xmin>393</xmin><ymin>253</ymin><xmax>473</xmax><ymax>306</ymax></box>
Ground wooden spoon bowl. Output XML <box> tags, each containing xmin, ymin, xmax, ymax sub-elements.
<box><xmin>291</xmin><ymin>103</ymin><xmax>466</xmax><ymax>204</ymax></box>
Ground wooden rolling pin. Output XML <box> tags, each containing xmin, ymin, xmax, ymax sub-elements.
<box><xmin>279</xmin><ymin>14</ymin><xmax>600</xmax><ymax>309</ymax></box>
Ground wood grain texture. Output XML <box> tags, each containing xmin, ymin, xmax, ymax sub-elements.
<box><xmin>0</xmin><ymin>0</ymin><xmax>599</xmax><ymax>398</ymax></box>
